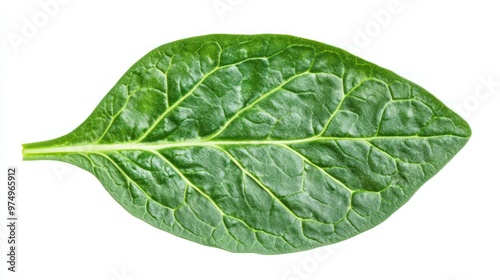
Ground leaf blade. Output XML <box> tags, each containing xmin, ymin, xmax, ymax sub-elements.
<box><xmin>23</xmin><ymin>34</ymin><xmax>471</xmax><ymax>254</ymax></box>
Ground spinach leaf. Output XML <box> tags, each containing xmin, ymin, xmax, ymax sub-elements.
<box><xmin>23</xmin><ymin>34</ymin><xmax>471</xmax><ymax>254</ymax></box>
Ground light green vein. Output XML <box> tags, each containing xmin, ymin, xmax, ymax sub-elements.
<box><xmin>22</xmin><ymin>134</ymin><xmax>466</xmax><ymax>156</ymax></box>
<box><xmin>214</xmin><ymin>146</ymin><xmax>306</xmax><ymax>221</ymax></box>
<box><xmin>318</xmin><ymin>77</ymin><xmax>388</xmax><ymax>137</ymax></box>
<box><xmin>134</xmin><ymin>51</ymin><xmax>304</xmax><ymax>143</ymax></box>
<box><xmin>145</xmin><ymin>149</ymin><xmax>283</xmax><ymax>238</ymax></box>
<box><xmin>93</xmin><ymin>81</ymin><xmax>143</xmax><ymax>144</ymax></box>
<box><xmin>276</xmin><ymin>144</ymin><xmax>353</xmax><ymax>194</ymax></box>
<box><xmin>204</xmin><ymin>71</ymin><xmax>311</xmax><ymax>140</ymax></box>
<box><xmin>95</xmin><ymin>152</ymin><xmax>178</xmax><ymax>211</ymax></box>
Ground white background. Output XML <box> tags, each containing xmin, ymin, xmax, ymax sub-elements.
<box><xmin>1</xmin><ymin>1</ymin><xmax>499</xmax><ymax>279</ymax></box>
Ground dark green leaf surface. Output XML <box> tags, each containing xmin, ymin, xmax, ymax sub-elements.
<box><xmin>23</xmin><ymin>34</ymin><xmax>471</xmax><ymax>254</ymax></box>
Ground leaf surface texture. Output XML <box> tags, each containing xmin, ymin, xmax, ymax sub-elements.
<box><xmin>23</xmin><ymin>34</ymin><xmax>471</xmax><ymax>254</ymax></box>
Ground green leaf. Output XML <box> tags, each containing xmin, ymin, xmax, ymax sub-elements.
<box><xmin>22</xmin><ymin>34</ymin><xmax>471</xmax><ymax>254</ymax></box>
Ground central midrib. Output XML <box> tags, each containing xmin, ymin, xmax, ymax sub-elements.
<box><xmin>22</xmin><ymin>134</ymin><xmax>464</xmax><ymax>155</ymax></box>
